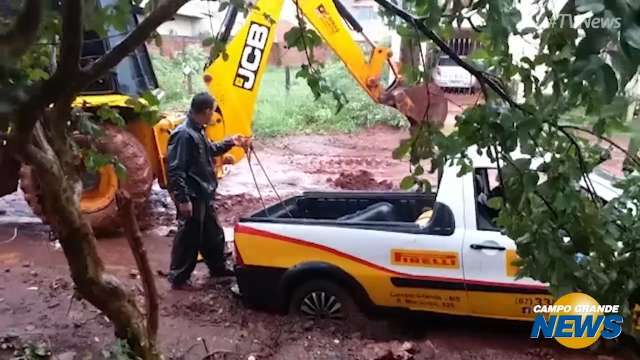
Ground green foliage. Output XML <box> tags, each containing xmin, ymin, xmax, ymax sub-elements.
<box><xmin>295</xmin><ymin>64</ymin><xmax>349</xmax><ymax>112</ymax></box>
<box><xmin>125</xmin><ymin>91</ymin><xmax>162</xmax><ymax>125</ymax></box>
<box><xmin>283</xmin><ymin>16</ymin><xmax>349</xmax><ymax>112</ymax></box>
<box><xmin>151</xmin><ymin>46</ymin><xmax>208</xmax><ymax>111</ymax></box>
<box><xmin>84</xmin><ymin>0</ymin><xmax>134</xmax><ymax>37</ymax></box>
<box><xmin>150</xmin><ymin>46</ymin><xmax>404</xmax><ymax>136</ymax></box>
<box><xmin>387</xmin><ymin>0</ymin><xmax>640</xmax><ymax>339</ymax></box>
<box><xmin>203</xmin><ymin>37</ymin><xmax>229</xmax><ymax>62</ymax></box>
<box><xmin>97</xmin><ymin>106</ymin><xmax>125</xmax><ymax>127</ymax></box>
<box><xmin>284</xmin><ymin>26</ymin><xmax>323</xmax><ymax>52</ymax></box>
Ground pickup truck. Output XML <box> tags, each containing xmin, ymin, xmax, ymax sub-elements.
<box><xmin>232</xmin><ymin>149</ymin><xmax>621</xmax><ymax>322</ymax></box>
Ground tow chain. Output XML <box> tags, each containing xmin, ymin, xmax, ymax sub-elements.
<box><xmin>245</xmin><ymin>144</ymin><xmax>293</xmax><ymax>218</ymax></box>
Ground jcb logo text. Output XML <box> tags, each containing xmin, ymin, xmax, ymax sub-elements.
<box><xmin>234</xmin><ymin>22</ymin><xmax>270</xmax><ymax>90</ymax></box>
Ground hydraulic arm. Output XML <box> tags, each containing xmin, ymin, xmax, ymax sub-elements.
<box><xmin>201</xmin><ymin>0</ymin><xmax>448</xmax><ymax>165</ymax></box>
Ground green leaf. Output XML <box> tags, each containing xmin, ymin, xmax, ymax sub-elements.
<box><xmin>576</xmin><ymin>29</ymin><xmax>610</xmax><ymax>57</ymax></box>
<box><xmin>141</xmin><ymin>90</ymin><xmax>160</xmax><ymax>107</ymax></box>
<box><xmin>284</xmin><ymin>26</ymin><xmax>321</xmax><ymax>52</ymax></box>
<box><xmin>392</xmin><ymin>139</ymin><xmax>412</xmax><ymax>160</ymax></box>
<box><xmin>414</xmin><ymin>164</ymin><xmax>424</xmax><ymax>176</ymax></box>
<box><xmin>114</xmin><ymin>161</ymin><xmax>127</xmax><ymax>181</ymax></box>
<box><xmin>77</xmin><ymin>116</ymin><xmax>104</xmax><ymax>138</ymax></box>
<box><xmin>470</xmin><ymin>48</ymin><xmax>490</xmax><ymax>60</ymax></box>
<box><xmin>523</xmin><ymin>171</ymin><xmax>540</xmax><ymax>189</ymax></box>
<box><xmin>609</xmin><ymin>50</ymin><xmax>637</xmax><ymax>85</ymax></box>
<box><xmin>600</xmin><ymin>63</ymin><xmax>618</xmax><ymax>103</ymax></box>
<box><xmin>487</xmin><ymin>197</ymin><xmax>504</xmax><ymax>210</ymax></box>
<box><xmin>84</xmin><ymin>150</ymin><xmax>113</xmax><ymax>173</ymax></box>
<box><xmin>218</xmin><ymin>1</ymin><xmax>230</xmax><ymax>12</ymax></box>
<box><xmin>209</xmin><ymin>38</ymin><xmax>228</xmax><ymax>62</ymax></box>
<box><xmin>400</xmin><ymin>176</ymin><xmax>416</xmax><ymax>189</ymax></box>
<box><xmin>417</xmin><ymin>179</ymin><xmax>432</xmax><ymax>193</ymax></box>
<box><xmin>599</xmin><ymin>96</ymin><xmax>629</xmax><ymax>118</ymax></box>
<box><xmin>96</xmin><ymin>106</ymin><xmax>125</xmax><ymax>127</ymax></box>
<box><xmin>28</xmin><ymin>68</ymin><xmax>49</xmax><ymax>81</ymax></box>
<box><xmin>623</xmin><ymin>24</ymin><xmax>640</xmax><ymax>49</ymax></box>
<box><xmin>202</xmin><ymin>37</ymin><xmax>216</xmax><ymax>47</ymax></box>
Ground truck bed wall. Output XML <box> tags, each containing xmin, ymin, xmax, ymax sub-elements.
<box><xmin>246</xmin><ymin>191</ymin><xmax>437</xmax><ymax>222</ymax></box>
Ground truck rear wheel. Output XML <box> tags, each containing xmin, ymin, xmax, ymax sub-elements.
<box><xmin>289</xmin><ymin>279</ymin><xmax>364</xmax><ymax>322</ymax></box>
<box><xmin>20</xmin><ymin>124</ymin><xmax>153</xmax><ymax>235</ymax></box>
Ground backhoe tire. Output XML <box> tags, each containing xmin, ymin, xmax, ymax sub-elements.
<box><xmin>20</xmin><ymin>124</ymin><xmax>153</xmax><ymax>235</ymax></box>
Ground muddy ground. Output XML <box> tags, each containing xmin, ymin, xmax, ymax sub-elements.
<box><xmin>0</xmin><ymin>121</ymin><xmax>635</xmax><ymax>359</ymax></box>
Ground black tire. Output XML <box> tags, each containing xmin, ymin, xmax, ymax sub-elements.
<box><xmin>289</xmin><ymin>279</ymin><xmax>364</xmax><ymax>322</ymax></box>
<box><xmin>20</xmin><ymin>124</ymin><xmax>153</xmax><ymax>235</ymax></box>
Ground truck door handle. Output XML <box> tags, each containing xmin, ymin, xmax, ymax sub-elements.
<box><xmin>470</xmin><ymin>243</ymin><xmax>506</xmax><ymax>251</ymax></box>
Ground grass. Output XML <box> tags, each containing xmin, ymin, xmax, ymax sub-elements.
<box><xmin>151</xmin><ymin>47</ymin><xmax>209</xmax><ymax>111</ymax></box>
<box><xmin>152</xmin><ymin>46</ymin><xmax>405</xmax><ymax>137</ymax></box>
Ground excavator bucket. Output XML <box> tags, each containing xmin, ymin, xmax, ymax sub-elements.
<box><xmin>380</xmin><ymin>83</ymin><xmax>449</xmax><ymax>130</ymax></box>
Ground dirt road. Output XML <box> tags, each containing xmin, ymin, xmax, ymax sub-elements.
<box><xmin>0</xmin><ymin>124</ymin><xmax>633</xmax><ymax>359</ymax></box>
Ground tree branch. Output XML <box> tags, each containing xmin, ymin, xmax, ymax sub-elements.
<box><xmin>78</xmin><ymin>0</ymin><xmax>190</xmax><ymax>89</ymax></box>
<box><xmin>467</xmin><ymin>17</ymin><xmax>483</xmax><ymax>33</ymax></box>
<box><xmin>58</xmin><ymin>0</ymin><xmax>84</xmax><ymax>78</ymax></box>
<box><xmin>8</xmin><ymin>0</ymin><xmax>188</xmax><ymax>149</ymax></box>
<box><xmin>560</xmin><ymin>125</ymin><xmax>640</xmax><ymax>168</ymax></box>
<box><xmin>22</xmin><ymin>143</ymin><xmax>54</xmax><ymax>174</ymax></box>
<box><xmin>373</xmin><ymin>0</ymin><xmax>525</xmax><ymax>112</ymax></box>
<box><xmin>558</xmin><ymin>126</ymin><xmax>599</xmax><ymax>204</ymax></box>
<box><xmin>0</xmin><ymin>0</ymin><xmax>42</xmax><ymax>58</ymax></box>
<box><xmin>33</xmin><ymin>121</ymin><xmax>57</xmax><ymax>160</ymax></box>
<box><xmin>116</xmin><ymin>190</ymin><xmax>159</xmax><ymax>352</ymax></box>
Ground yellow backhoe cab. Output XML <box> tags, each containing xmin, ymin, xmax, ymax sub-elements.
<box><xmin>19</xmin><ymin>0</ymin><xmax>448</xmax><ymax>234</ymax></box>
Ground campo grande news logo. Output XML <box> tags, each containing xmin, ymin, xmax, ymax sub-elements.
<box><xmin>530</xmin><ymin>292</ymin><xmax>623</xmax><ymax>349</ymax></box>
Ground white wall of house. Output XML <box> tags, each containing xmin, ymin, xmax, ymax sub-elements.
<box><xmin>155</xmin><ymin>0</ymin><xmax>299</xmax><ymax>38</ymax></box>
<box><xmin>156</xmin><ymin>14</ymin><xmax>205</xmax><ymax>37</ymax></box>
<box><xmin>155</xmin><ymin>0</ymin><xmax>235</xmax><ymax>38</ymax></box>
<box><xmin>342</xmin><ymin>0</ymin><xmax>393</xmax><ymax>44</ymax></box>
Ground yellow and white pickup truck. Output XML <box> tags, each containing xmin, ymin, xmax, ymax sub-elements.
<box><xmin>232</xmin><ymin>149</ymin><xmax>630</xmax><ymax>323</ymax></box>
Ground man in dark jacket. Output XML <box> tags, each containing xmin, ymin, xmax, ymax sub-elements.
<box><xmin>167</xmin><ymin>92</ymin><xmax>249</xmax><ymax>290</ymax></box>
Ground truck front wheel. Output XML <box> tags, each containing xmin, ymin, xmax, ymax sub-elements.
<box><xmin>20</xmin><ymin>124</ymin><xmax>153</xmax><ymax>235</ymax></box>
<box><xmin>289</xmin><ymin>279</ymin><xmax>363</xmax><ymax>322</ymax></box>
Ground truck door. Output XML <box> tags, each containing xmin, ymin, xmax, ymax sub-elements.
<box><xmin>386</xmin><ymin>209</ymin><xmax>469</xmax><ymax>315</ymax></box>
<box><xmin>462</xmin><ymin>168</ymin><xmax>552</xmax><ymax>320</ymax></box>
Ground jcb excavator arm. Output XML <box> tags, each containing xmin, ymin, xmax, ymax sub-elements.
<box><xmin>200</xmin><ymin>0</ymin><xmax>448</xmax><ymax>166</ymax></box>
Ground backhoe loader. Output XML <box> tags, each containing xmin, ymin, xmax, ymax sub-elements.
<box><xmin>7</xmin><ymin>0</ymin><xmax>448</xmax><ymax>234</ymax></box>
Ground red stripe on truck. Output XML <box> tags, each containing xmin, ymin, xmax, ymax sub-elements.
<box><xmin>235</xmin><ymin>224</ymin><xmax>548</xmax><ymax>292</ymax></box>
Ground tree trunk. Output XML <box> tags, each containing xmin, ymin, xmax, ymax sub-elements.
<box><xmin>23</xmin><ymin>122</ymin><xmax>158</xmax><ymax>359</ymax></box>
<box><xmin>117</xmin><ymin>190</ymin><xmax>160</xmax><ymax>359</ymax></box>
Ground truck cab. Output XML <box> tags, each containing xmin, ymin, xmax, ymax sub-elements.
<box><xmin>232</xmin><ymin>149</ymin><xmax>618</xmax><ymax>321</ymax></box>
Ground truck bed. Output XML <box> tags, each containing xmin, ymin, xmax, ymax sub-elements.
<box><xmin>239</xmin><ymin>191</ymin><xmax>454</xmax><ymax>236</ymax></box>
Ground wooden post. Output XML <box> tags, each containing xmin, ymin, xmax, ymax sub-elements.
<box><xmin>285</xmin><ymin>66</ymin><xmax>291</xmax><ymax>93</ymax></box>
